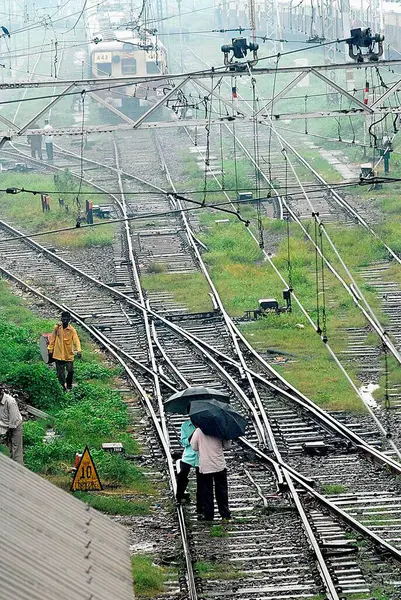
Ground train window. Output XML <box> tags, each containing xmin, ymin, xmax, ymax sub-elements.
<box><xmin>96</xmin><ymin>62</ymin><xmax>112</xmax><ymax>76</ymax></box>
<box><xmin>121</xmin><ymin>58</ymin><xmax>137</xmax><ymax>74</ymax></box>
<box><xmin>146</xmin><ymin>61</ymin><xmax>160</xmax><ymax>74</ymax></box>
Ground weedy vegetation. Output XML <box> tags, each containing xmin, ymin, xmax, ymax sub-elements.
<box><xmin>195</xmin><ymin>561</ymin><xmax>244</xmax><ymax>580</ymax></box>
<box><xmin>321</xmin><ymin>483</ymin><xmax>347</xmax><ymax>495</ymax></box>
<box><xmin>132</xmin><ymin>554</ymin><xmax>167</xmax><ymax>597</ymax></box>
<box><xmin>0</xmin><ymin>171</ymin><xmax>115</xmax><ymax>248</ymax></box>
<box><xmin>0</xmin><ymin>277</ymin><xmax>152</xmax><ymax>501</ymax></box>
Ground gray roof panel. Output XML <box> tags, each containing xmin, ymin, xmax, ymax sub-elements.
<box><xmin>0</xmin><ymin>453</ymin><xmax>134</xmax><ymax>600</ymax></box>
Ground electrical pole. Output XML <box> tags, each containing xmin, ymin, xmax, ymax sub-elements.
<box><xmin>264</xmin><ymin>0</ymin><xmax>278</xmax><ymax>55</ymax></box>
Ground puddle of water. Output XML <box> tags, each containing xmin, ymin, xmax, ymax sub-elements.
<box><xmin>359</xmin><ymin>383</ymin><xmax>379</xmax><ymax>408</ymax></box>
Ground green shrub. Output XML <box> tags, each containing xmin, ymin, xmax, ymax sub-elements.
<box><xmin>74</xmin><ymin>362</ymin><xmax>122</xmax><ymax>382</ymax></box>
<box><xmin>24</xmin><ymin>439</ymin><xmax>76</xmax><ymax>473</ymax></box>
<box><xmin>4</xmin><ymin>363</ymin><xmax>63</xmax><ymax>410</ymax></box>
<box><xmin>90</xmin><ymin>450</ymin><xmax>150</xmax><ymax>490</ymax></box>
<box><xmin>55</xmin><ymin>387</ymin><xmax>128</xmax><ymax>447</ymax></box>
<box><xmin>23</xmin><ymin>420</ymin><xmax>46</xmax><ymax>447</ymax></box>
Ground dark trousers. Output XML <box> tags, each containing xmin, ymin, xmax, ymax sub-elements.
<box><xmin>55</xmin><ymin>360</ymin><xmax>74</xmax><ymax>389</ymax></box>
<box><xmin>201</xmin><ymin>468</ymin><xmax>231</xmax><ymax>521</ymax></box>
<box><xmin>46</xmin><ymin>142</ymin><xmax>53</xmax><ymax>160</ymax></box>
<box><xmin>31</xmin><ymin>147</ymin><xmax>43</xmax><ymax>160</ymax></box>
<box><xmin>176</xmin><ymin>461</ymin><xmax>203</xmax><ymax>513</ymax></box>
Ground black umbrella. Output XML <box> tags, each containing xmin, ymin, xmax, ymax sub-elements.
<box><xmin>189</xmin><ymin>399</ymin><xmax>247</xmax><ymax>440</ymax></box>
<box><xmin>164</xmin><ymin>386</ymin><xmax>230</xmax><ymax>415</ymax></box>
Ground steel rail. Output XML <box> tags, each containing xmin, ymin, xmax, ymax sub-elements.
<box><xmin>6</xmin><ymin>87</ymin><xmax>401</xmax><ymax>476</ymax></box>
<box><xmin>0</xmin><ymin>146</ymin><xmax>268</xmax><ymax>444</ymax></box>
<box><xmin>178</xmin><ymin>103</ymin><xmax>401</xmax><ymax>454</ymax></box>
<box><xmin>276</xmin><ymin>129</ymin><xmax>401</xmax><ymax>266</ymax></box>
<box><xmin>184</xmin><ymin>53</ymin><xmax>401</xmax><ymax>450</ymax></box>
<box><xmin>4</xmin><ymin>257</ymin><xmax>401</xmax><ymax>570</ymax></box>
<box><xmin>154</xmin><ymin>131</ymin><xmax>401</xmax><ymax>596</ymax></box>
<box><xmin>241</xmin><ymin>438</ymin><xmax>401</xmax><ymax>564</ymax></box>
<box><xmin>0</xmin><ymin>262</ymin><xmax>198</xmax><ymax>598</ymax></box>
<box><xmin>112</xmin><ymin>138</ymin><xmax>171</xmax><ymax>445</ymax></box>
<box><xmin>4</xmin><ymin>113</ymin><xmax>394</xmax><ymax>600</ymax></box>
<box><xmin>162</xmin><ymin>136</ymin><xmax>401</xmax><ymax>471</ymax></box>
<box><xmin>154</xmin><ymin>133</ymin><xmax>340</xmax><ymax>599</ymax></box>
<box><xmin>109</xmin><ymin>137</ymin><xmax>198</xmax><ymax>598</ymax></box>
<box><xmin>0</xmin><ymin>241</ymin><xmax>338</xmax><ymax>597</ymax></box>
<box><xmin>4</xmin><ymin>215</ymin><xmax>401</xmax><ymax>581</ymax></box>
<box><xmin>225</xmin><ymin>98</ymin><xmax>401</xmax><ymax>378</ymax></box>
<box><xmin>5</xmin><ymin>140</ymin><xmax>401</xmax><ymax>477</ymax></box>
<box><xmin>4</xmin><ymin>132</ymin><xmax>200</xmax><ymax>597</ymax></box>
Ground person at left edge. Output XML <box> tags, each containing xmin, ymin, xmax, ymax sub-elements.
<box><xmin>47</xmin><ymin>311</ymin><xmax>82</xmax><ymax>391</ymax></box>
<box><xmin>0</xmin><ymin>385</ymin><xmax>23</xmax><ymax>464</ymax></box>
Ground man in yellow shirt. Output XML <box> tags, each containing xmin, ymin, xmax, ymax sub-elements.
<box><xmin>47</xmin><ymin>311</ymin><xmax>82</xmax><ymax>391</ymax></box>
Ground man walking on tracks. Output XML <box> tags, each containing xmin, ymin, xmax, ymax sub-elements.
<box><xmin>191</xmin><ymin>428</ymin><xmax>231</xmax><ymax>521</ymax></box>
<box><xmin>48</xmin><ymin>311</ymin><xmax>82</xmax><ymax>392</ymax></box>
<box><xmin>0</xmin><ymin>385</ymin><xmax>24</xmax><ymax>464</ymax></box>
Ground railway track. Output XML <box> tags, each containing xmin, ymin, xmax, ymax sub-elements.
<box><xmin>3</xmin><ymin>127</ymin><xmax>401</xmax><ymax>597</ymax></box>
<box><xmin>177</xmin><ymin>44</ymin><xmax>401</xmax><ymax>456</ymax></box>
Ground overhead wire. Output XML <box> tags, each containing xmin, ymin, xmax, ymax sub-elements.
<box><xmin>0</xmin><ymin>194</ymin><xmax>250</xmax><ymax>245</ymax></box>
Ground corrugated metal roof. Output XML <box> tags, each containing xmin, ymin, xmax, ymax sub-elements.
<box><xmin>0</xmin><ymin>453</ymin><xmax>134</xmax><ymax>600</ymax></box>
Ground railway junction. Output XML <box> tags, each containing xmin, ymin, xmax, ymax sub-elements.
<box><xmin>4</xmin><ymin>0</ymin><xmax>401</xmax><ymax>598</ymax></box>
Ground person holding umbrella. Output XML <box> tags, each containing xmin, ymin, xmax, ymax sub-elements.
<box><xmin>189</xmin><ymin>399</ymin><xmax>248</xmax><ymax>522</ymax></box>
<box><xmin>164</xmin><ymin>387</ymin><xmax>246</xmax><ymax>521</ymax></box>
<box><xmin>175</xmin><ymin>404</ymin><xmax>203</xmax><ymax>516</ymax></box>
<box><xmin>190</xmin><ymin>428</ymin><xmax>232</xmax><ymax>521</ymax></box>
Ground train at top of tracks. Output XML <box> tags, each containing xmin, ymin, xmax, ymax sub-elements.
<box><xmin>85</xmin><ymin>0</ymin><xmax>171</xmax><ymax>115</ymax></box>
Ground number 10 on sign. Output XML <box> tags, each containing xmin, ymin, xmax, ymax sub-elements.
<box><xmin>71</xmin><ymin>446</ymin><xmax>103</xmax><ymax>491</ymax></box>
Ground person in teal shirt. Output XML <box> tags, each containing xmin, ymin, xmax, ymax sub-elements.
<box><xmin>176</xmin><ymin>410</ymin><xmax>203</xmax><ymax>515</ymax></box>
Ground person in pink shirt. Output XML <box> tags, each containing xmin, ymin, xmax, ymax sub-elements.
<box><xmin>190</xmin><ymin>427</ymin><xmax>232</xmax><ymax>521</ymax></box>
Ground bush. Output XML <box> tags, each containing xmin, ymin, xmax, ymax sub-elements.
<box><xmin>23</xmin><ymin>420</ymin><xmax>46</xmax><ymax>447</ymax></box>
<box><xmin>74</xmin><ymin>362</ymin><xmax>122</xmax><ymax>382</ymax></box>
<box><xmin>24</xmin><ymin>439</ymin><xmax>76</xmax><ymax>473</ymax></box>
<box><xmin>4</xmin><ymin>363</ymin><xmax>64</xmax><ymax>410</ymax></box>
<box><xmin>55</xmin><ymin>385</ymin><xmax>128</xmax><ymax>447</ymax></box>
<box><xmin>90</xmin><ymin>450</ymin><xmax>150</xmax><ymax>490</ymax></box>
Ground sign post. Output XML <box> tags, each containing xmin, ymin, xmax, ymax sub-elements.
<box><xmin>71</xmin><ymin>446</ymin><xmax>103</xmax><ymax>492</ymax></box>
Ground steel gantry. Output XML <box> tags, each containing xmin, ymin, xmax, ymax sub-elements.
<box><xmin>2</xmin><ymin>58</ymin><xmax>401</xmax><ymax>142</ymax></box>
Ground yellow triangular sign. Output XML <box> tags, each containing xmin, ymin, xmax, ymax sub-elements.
<box><xmin>71</xmin><ymin>446</ymin><xmax>103</xmax><ymax>491</ymax></box>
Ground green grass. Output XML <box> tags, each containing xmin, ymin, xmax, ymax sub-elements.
<box><xmin>195</xmin><ymin>561</ymin><xmax>244</xmax><ymax>580</ymax></box>
<box><xmin>196</xmin><ymin>218</ymin><xmax>370</xmax><ymax>411</ymax></box>
<box><xmin>321</xmin><ymin>483</ymin><xmax>347</xmax><ymax>495</ymax></box>
<box><xmin>141</xmin><ymin>272</ymin><xmax>213</xmax><ymax>313</ymax></box>
<box><xmin>153</xmin><ymin>152</ymin><xmax>380</xmax><ymax>412</ymax></box>
<box><xmin>72</xmin><ymin>491</ymin><xmax>150</xmax><ymax>515</ymax></box>
<box><xmin>294</xmin><ymin>149</ymin><xmax>343</xmax><ymax>183</ymax></box>
<box><xmin>348</xmin><ymin>590</ymin><xmax>397</xmax><ymax>600</ymax></box>
<box><xmin>132</xmin><ymin>554</ymin><xmax>166</xmax><ymax>597</ymax></box>
<box><xmin>0</xmin><ymin>276</ymin><xmax>151</xmax><ymax>492</ymax></box>
<box><xmin>209</xmin><ymin>524</ymin><xmax>227</xmax><ymax>537</ymax></box>
<box><xmin>0</xmin><ymin>172</ymin><xmax>115</xmax><ymax>248</ymax></box>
